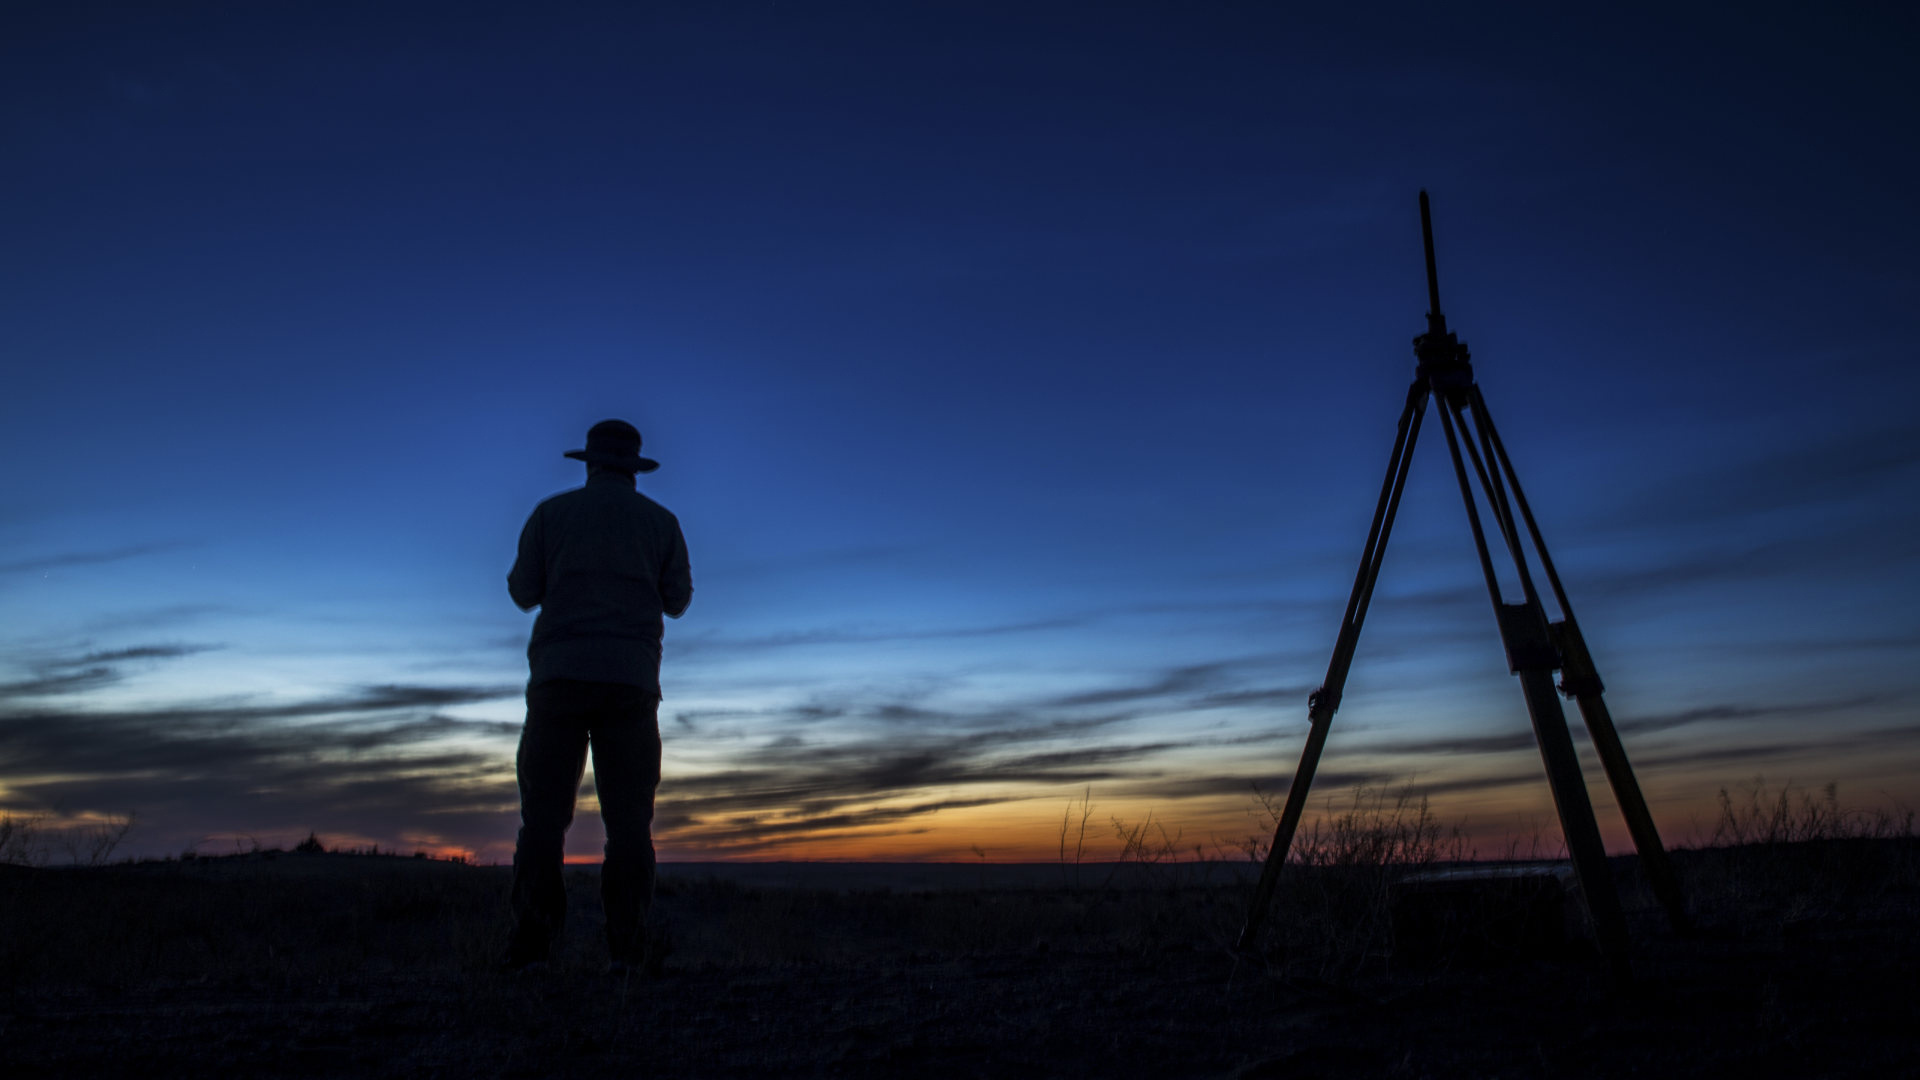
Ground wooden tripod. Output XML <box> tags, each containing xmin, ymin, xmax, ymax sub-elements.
<box><xmin>1235</xmin><ymin>193</ymin><xmax>1691</xmax><ymax>985</ymax></box>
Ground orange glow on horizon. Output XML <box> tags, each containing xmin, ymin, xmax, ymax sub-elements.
<box><xmin>614</xmin><ymin>767</ymin><xmax>1920</xmax><ymax>863</ymax></box>
<box><xmin>26</xmin><ymin>750</ymin><xmax>1904</xmax><ymax>867</ymax></box>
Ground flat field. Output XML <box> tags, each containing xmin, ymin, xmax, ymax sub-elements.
<box><xmin>2</xmin><ymin>841</ymin><xmax>1916</xmax><ymax>1078</ymax></box>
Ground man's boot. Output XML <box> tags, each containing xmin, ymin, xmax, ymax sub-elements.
<box><xmin>503</xmin><ymin>859</ymin><xmax>566</xmax><ymax>971</ymax></box>
<box><xmin>602</xmin><ymin>856</ymin><xmax>651</xmax><ymax>973</ymax></box>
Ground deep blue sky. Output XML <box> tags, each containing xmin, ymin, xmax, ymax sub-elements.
<box><xmin>3</xmin><ymin>3</ymin><xmax>1916</xmax><ymax>861</ymax></box>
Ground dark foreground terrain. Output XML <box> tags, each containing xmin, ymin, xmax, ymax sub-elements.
<box><xmin>3</xmin><ymin>841</ymin><xmax>1916</xmax><ymax>1078</ymax></box>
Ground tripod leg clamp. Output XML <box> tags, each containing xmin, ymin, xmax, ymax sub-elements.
<box><xmin>1307</xmin><ymin>686</ymin><xmax>1340</xmax><ymax>724</ymax></box>
<box><xmin>1495</xmin><ymin>604</ymin><xmax>1562</xmax><ymax>673</ymax></box>
<box><xmin>1548</xmin><ymin>620</ymin><xmax>1606</xmax><ymax>697</ymax></box>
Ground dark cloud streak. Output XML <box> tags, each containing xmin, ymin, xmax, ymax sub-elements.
<box><xmin>0</xmin><ymin>642</ymin><xmax>222</xmax><ymax>701</ymax></box>
<box><xmin>1614</xmin><ymin>694</ymin><xmax>1882</xmax><ymax>736</ymax></box>
<box><xmin>1608</xmin><ymin>421</ymin><xmax>1920</xmax><ymax>529</ymax></box>
<box><xmin>670</xmin><ymin>616</ymin><xmax>1085</xmax><ymax>657</ymax></box>
<box><xmin>0</xmin><ymin>541</ymin><xmax>196</xmax><ymax>575</ymax></box>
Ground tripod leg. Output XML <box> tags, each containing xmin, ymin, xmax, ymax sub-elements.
<box><xmin>1238</xmin><ymin>703</ymin><xmax>1333</xmax><ymax>950</ymax></box>
<box><xmin>1471</xmin><ymin>387</ymin><xmax>1692</xmax><ymax>936</ymax></box>
<box><xmin>1436</xmin><ymin>396</ymin><xmax>1634</xmax><ymax>986</ymax></box>
<box><xmin>1517</xmin><ymin>665</ymin><xmax>1635</xmax><ymax>987</ymax></box>
<box><xmin>1554</xmin><ymin>622</ymin><xmax>1694</xmax><ymax>935</ymax></box>
<box><xmin>1238</xmin><ymin>382</ymin><xmax>1429</xmax><ymax>951</ymax></box>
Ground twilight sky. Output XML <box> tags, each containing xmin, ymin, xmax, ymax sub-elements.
<box><xmin>3</xmin><ymin>3</ymin><xmax>1916</xmax><ymax>863</ymax></box>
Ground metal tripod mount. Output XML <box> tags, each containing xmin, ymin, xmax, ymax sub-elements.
<box><xmin>1236</xmin><ymin>192</ymin><xmax>1691</xmax><ymax>985</ymax></box>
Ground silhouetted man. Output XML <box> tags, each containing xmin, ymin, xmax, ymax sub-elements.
<box><xmin>504</xmin><ymin>419</ymin><xmax>692</xmax><ymax>972</ymax></box>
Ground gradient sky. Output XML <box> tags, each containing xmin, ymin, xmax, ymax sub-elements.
<box><xmin>4</xmin><ymin>3</ymin><xmax>1916</xmax><ymax>864</ymax></box>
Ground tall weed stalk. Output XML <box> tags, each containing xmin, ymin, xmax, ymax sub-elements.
<box><xmin>1690</xmin><ymin>778</ymin><xmax>1916</xmax><ymax>930</ymax></box>
<box><xmin>1249</xmin><ymin>783</ymin><xmax>1466</xmax><ymax>981</ymax></box>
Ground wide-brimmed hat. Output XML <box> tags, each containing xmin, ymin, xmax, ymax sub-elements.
<box><xmin>564</xmin><ymin>419</ymin><xmax>659</xmax><ymax>473</ymax></box>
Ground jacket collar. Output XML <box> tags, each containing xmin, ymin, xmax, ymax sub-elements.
<box><xmin>587</xmin><ymin>471</ymin><xmax>636</xmax><ymax>490</ymax></box>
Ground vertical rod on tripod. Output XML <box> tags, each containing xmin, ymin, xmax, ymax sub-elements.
<box><xmin>1472</xmin><ymin>389</ymin><xmax>1692</xmax><ymax>935</ymax></box>
<box><xmin>1237</xmin><ymin>382</ymin><xmax>1429</xmax><ymax>950</ymax></box>
<box><xmin>1419</xmin><ymin>190</ymin><xmax>1443</xmax><ymax>324</ymax></box>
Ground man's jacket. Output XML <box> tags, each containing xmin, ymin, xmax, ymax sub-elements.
<box><xmin>508</xmin><ymin>472</ymin><xmax>693</xmax><ymax>695</ymax></box>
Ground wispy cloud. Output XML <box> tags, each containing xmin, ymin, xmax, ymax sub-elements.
<box><xmin>0</xmin><ymin>667</ymin><xmax>121</xmax><ymax>698</ymax></box>
<box><xmin>1118</xmin><ymin>769</ymin><xmax>1386</xmax><ymax>802</ymax></box>
<box><xmin>0</xmin><ymin>641</ymin><xmax>523</xmax><ymax>852</ymax></box>
<box><xmin>1580</xmin><ymin>530</ymin><xmax>1920</xmax><ymax>602</ymax></box>
<box><xmin>78</xmin><ymin>605</ymin><xmax>238</xmax><ymax>633</ymax></box>
<box><xmin>641</xmin><ymin>656</ymin><xmax>1333</xmax><ymax>851</ymax></box>
<box><xmin>702</xmin><ymin>544</ymin><xmax>926</xmax><ymax>584</ymax></box>
<box><xmin>1361</xmin><ymin>730</ymin><xmax>1542</xmax><ymax>756</ymax></box>
<box><xmin>670</xmin><ymin>616</ymin><xmax>1086</xmax><ymax>657</ymax></box>
<box><xmin>1613</xmin><ymin>694</ymin><xmax>1883</xmax><ymax>736</ymax></box>
<box><xmin>1609</xmin><ymin>421</ymin><xmax>1920</xmax><ymax>529</ymax></box>
<box><xmin>0</xmin><ymin>643</ymin><xmax>224</xmax><ymax>700</ymax></box>
<box><xmin>0</xmin><ymin>541</ymin><xmax>195</xmax><ymax>576</ymax></box>
<box><xmin>6</xmin><ymin>619</ymin><xmax>1902</xmax><ymax>861</ymax></box>
<box><xmin>75</xmin><ymin>644</ymin><xmax>220</xmax><ymax>664</ymax></box>
<box><xmin>654</xmin><ymin>711</ymin><xmax>1151</xmax><ymax>845</ymax></box>
<box><xmin>1630</xmin><ymin>720</ymin><xmax>1920</xmax><ymax>774</ymax></box>
<box><xmin>0</xmin><ymin>635</ymin><xmax>1318</xmax><ymax>856</ymax></box>
<box><xmin>1729</xmin><ymin>633</ymin><xmax>1920</xmax><ymax>657</ymax></box>
<box><xmin>0</xmin><ymin>698</ymin><xmax>523</xmax><ymax>850</ymax></box>
<box><xmin>1045</xmin><ymin>660</ymin><xmax>1243</xmax><ymax>708</ymax></box>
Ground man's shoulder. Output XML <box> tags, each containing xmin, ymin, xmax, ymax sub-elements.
<box><xmin>532</xmin><ymin>486</ymin><xmax>588</xmax><ymax>515</ymax></box>
<box><xmin>626</xmin><ymin>490</ymin><xmax>682</xmax><ymax>530</ymax></box>
<box><xmin>630</xmin><ymin>490</ymin><xmax>676</xmax><ymax>516</ymax></box>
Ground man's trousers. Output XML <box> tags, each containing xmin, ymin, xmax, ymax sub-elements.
<box><xmin>509</xmin><ymin>678</ymin><xmax>661</xmax><ymax>964</ymax></box>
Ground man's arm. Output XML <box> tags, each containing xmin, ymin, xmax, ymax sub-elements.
<box><xmin>661</xmin><ymin>518</ymin><xmax>693</xmax><ymax>618</ymax></box>
<box><xmin>507</xmin><ymin>508</ymin><xmax>545</xmax><ymax>611</ymax></box>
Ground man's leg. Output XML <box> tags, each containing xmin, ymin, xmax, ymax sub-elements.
<box><xmin>507</xmin><ymin>680</ymin><xmax>592</xmax><ymax>965</ymax></box>
<box><xmin>587</xmin><ymin>686</ymin><xmax>662</xmax><ymax>966</ymax></box>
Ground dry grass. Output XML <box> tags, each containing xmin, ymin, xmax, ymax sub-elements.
<box><xmin>1681</xmin><ymin>778</ymin><xmax>1917</xmax><ymax>934</ymax></box>
<box><xmin>1227</xmin><ymin>783</ymin><xmax>1470</xmax><ymax>980</ymax></box>
<box><xmin>0</xmin><ymin>810</ymin><xmax>44</xmax><ymax>866</ymax></box>
<box><xmin>1708</xmin><ymin>778</ymin><xmax>1913</xmax><ymax>846</ymax></box>
<box><xmin>0</xmin><ymin>810</ymin><xmax>134</xmax><ymax>868</ymax></box>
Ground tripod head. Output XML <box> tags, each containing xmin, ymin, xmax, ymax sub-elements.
<box><xmin>1413</xmin><ymin>190</ymin><xmax>1473</xmax><ymax>392</ymax></box>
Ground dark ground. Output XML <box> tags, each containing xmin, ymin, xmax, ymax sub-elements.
<box><xmin>2</xmin><ymin>841</ymin><xmax>1916</xmax><ymax>1078</ymax></box>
